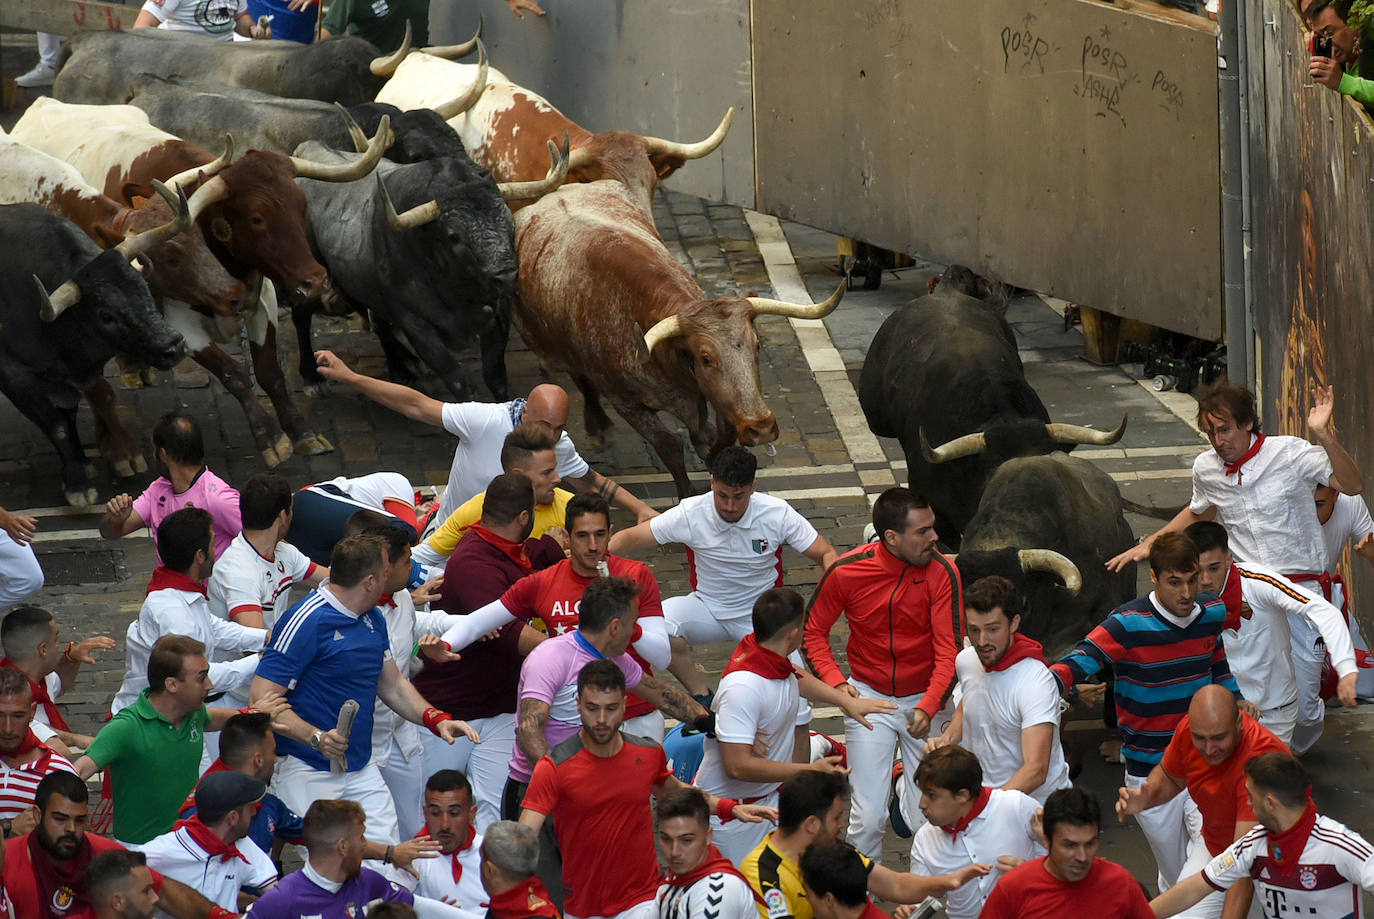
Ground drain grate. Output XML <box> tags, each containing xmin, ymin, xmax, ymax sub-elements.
<box><xmin>36</xmin><ymin>548</ymin><xmax>128</xmax><ymax>586</ymax></box>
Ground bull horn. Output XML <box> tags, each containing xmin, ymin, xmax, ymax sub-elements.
<box><xmin>1018</xmin><ymin>549</ymin><xmax>1082</xmax><ymax>595</ymax></box>
<box><xmin>431</xmin><ymin>39</ymin><xmax>488</xmax><ymax>119</ymax></box>
<box><xmin>165</xmin><ymin>134</ymin><xmax>234</xmax><ymax>195</ymax></box>
<box><xmin>34</xmin><ymin>275</ymin><xmax>82</xmax><ymax>322</ymax></box>
<box><xmin>290</xmin><ymin>115</ymin><xmax>392</xmax><ymax>182</ymax></box>
<box><xmin>185</xmin><ymin>175</ymin><xmax>231</xmax><ymax>222</ymax></box>
<box><xmin>369</xmin><ymin>21</ymin><xmax>412</xmax><ymax>76</ymax></box>
<box><xmin>421</xmin><ymin>16</ymin><xmax>482</xmax><ymax>58</ymax></box>
<box><xmin>115</xmin><ymin>180</ymin><xmax>192</xmax><ymax>260</ymax></box>
<box><xmin>378</xmin><ymin>175</ymin><xmax>441</xmax><ymax>230</ymax></box>
<box><xmin>498</xmin><ymin>134</ymin><xmax>571</xmax><ymax>200</ymax></box>
<box><xmin>747</xmin><ymin>279</ymin><xmax>844</xmax><ymax>321</ymax></box>
<box><xmin>1046</xmin><ymin>415</ymin><xmax>1129</xmax><ymax>447</ymax></box>
<box><xmin>640</xmin><ymin>107</ymin><xmax>735</xmax><ymax>160</ymax></box>
<box><xmin>920</xmin><ymin>428</ymin><xmax>987</xmax><ymax>464</ymax></box>
<box><xmin>642</xmin><ymin>315</ymin><xmax>684</xmax><ymax>354</ymax></box>
<box><xmin>334</xmin><ymin>103</ymin><xmax>370</xmax><ymax>154</ymax></box>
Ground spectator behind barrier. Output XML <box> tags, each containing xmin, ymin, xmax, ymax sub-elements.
<box><xmin>1305</xmin><ymin>0</ymin><xmax>1374</xmax><ymax>112</ymax></box>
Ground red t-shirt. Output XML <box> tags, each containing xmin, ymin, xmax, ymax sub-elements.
<box><xmin>1159</xmin><ymin>712</ymin><xmax>1289</xmax><ymax>855</ymax></box>
<box><xmin>500</xmin><ymin>555</ymin><xmax>664</xmax><ymax>717</ymax></box>
<box><xmin>5</xmin><ymin>832</ymin><xmax>163</xmax><ymax>919</ymax></box>
<box><xmin>522</xmin><ymin>732</ymin><xmax>671</xmax><ymax>917</ymax></box>
<box><xmin>978</xmin><ymin>857</ymin><xmax>1153</xmax><ymax>918</ymax></box>
<box><xmin>858</xmin><ymin>902</ymin><xmax>890</xmax><ymax>919</ymax></box>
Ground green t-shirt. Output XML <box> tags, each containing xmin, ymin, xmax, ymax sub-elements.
<box><xmin>86</xmin><ymin>690</ymin><xmax>209</xmax><ymax>844</ymax></box>
<box><xmin>322</xmin><ymin>0</ymin><xmax>429</xmax><ymax>51</ymax></box>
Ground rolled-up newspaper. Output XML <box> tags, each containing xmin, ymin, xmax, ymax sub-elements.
<box><xmin>331</xmin><ymin>699</ymin><xmax>360</xmax><ymax>775</ymax></box>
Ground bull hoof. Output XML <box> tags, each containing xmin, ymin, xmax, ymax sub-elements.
<box><xmin>274</xmin><ymin>435</ymin><xmax>296</xmax><ymax>463</ymax></box>
<box><xmin>119</xmin><ymin>370</ymin><xmax>146</xmax><ymax>390</ymax></box>
<box><xmin>65</xmin><ymin>487</ymin><xmax>98</xmax><ymax>508</ymax></box>
<box><xmin>132</xmin><ymin>454</ymin><xmax>147</xmax><ymax>474</ymax></box>
<box><xmin>113</xmin><ymin>458</ymin><xmax>135</xmax><ymax>478</ymax></box>
<box><xmin>294</xmin><ymin>433</ymin><xmax>334</xmax><ymax>456</ymax></box>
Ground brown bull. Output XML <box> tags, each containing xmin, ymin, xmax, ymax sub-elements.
<box><xmin>513</xmin><ymin>179</ymin><xmax>839</xmax><ymax>495</ymax></box>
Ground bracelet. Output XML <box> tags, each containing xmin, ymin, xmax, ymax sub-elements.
<box><xmin>715</xmin><ymin>797</ymin><xmax>741</xmax><ymax>823</ymax></box>
<box><xmin>63</xmin><ymin>642</ymin><xmax>76</xmax><ymax>662</ymax></box>
<box><xmin>384</xmin><ymin>844</ymin><xmax>394</xmax><ymax>865</ymax></box>
<box><xmin>207</xmin><ymin>907</ymin><xmax>238</xmax><ymax>919</ymax></box>
<box><xmin>422</xmin><ymin>707</ymin><xmax>453</xmax><ymax>736</ymax></box>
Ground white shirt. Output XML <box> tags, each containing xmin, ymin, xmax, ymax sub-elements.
<box><xmin>953</xmin><ymin>647</ymin><xmax>1070</xmax><ymax>804</ymax></box>
<box><xmin>909</xmin><ymin>788</ymin><xmax>1045</xmax><ymax>919</ymax></box>
<box><xmin>656</xmin><ymin>871</ymin><xmax>757</xmax><ymax>919</ymax></box>
<box><xmin>695</xmin><ymin>669</ymin><xmax>809</xmax><ymax>802</ymax></box>
<box><xmin>1203</xmin><ymin>815</ymin><xmax>1374</xmax><ymax>918</ymax></box>
<box><xmin>649</xmin><ymin>493</ymin><xmax>819</xmax><ymax>620</ymax></box>
<box><xmin>437</xmin><ymin>401</ymin><xmax>589</xmax><ymax>523</ymax></box>
<box><xmin>138</xmin><ymin>824</ymin><xmax>278</xmax><ymax>916</ymax></box>
<box><xmin>318</xmin><ymin>472</ymin><xmax>415</xmax><ymax>513</ymax></box>
<box><xmin>371</xmin><ymin>590</ymin><xmax>426</xmax><ymax>764</ymax></box>
<box><xmin>113</xmin><ymin>588</ymin><xmax>268</xmax><ymax>713</ymax></box>
<box><xmin>1221</xmin><ymin>562</ymin><xmax>1357</xmax><ymax>711</ymax></box>
<box><xmin>1319</xmin><ymin>492</ymin><xmax>1374</xmax><ymax>612</ymax></box>
<box><xmin>208</xmin><ymin>534</ymin><xmax>315</xmax><ymax>631</ymax></box>
<box><xmin>412</xmin><ymin>833</ymin><xmax>486</xmax><ymax>906</ymax></box>
<box><xmin>1190</xmin><ymin>434</ymin><xmax>1333</xmax><ymax>575</ymax></box>
<box><xmin>140</xmin><ymin>0</ymin><xmax>246</xmax><ymax>38</ymax></box>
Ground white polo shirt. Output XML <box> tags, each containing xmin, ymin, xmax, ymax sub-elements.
<box><xmin>1190</xmin><ymin>434</ymin><xmax>1333</xmax><ymax>575</ymax></box>
<box><xmin>649</xmin><ymin>493</ymin><xmax>819</xmax><ymax>621</ymax></box>
<box><xmin>138</xmin><ymin>824</ymin><xmax>277</xmax><ymax>914</ymax></box>
<box><xmin>1221</xmin><ymin>562</ymin><xmax>1356</xmax><ymax>711</ymax></box>
<box><xmin>113</xmin><ymin>588</ymin><xmax>267</xmax><ymax>713</ymax></box>
<box><xmin>909</xmin><ymin>788</ymin><xmax>1045</xmax><ymax>919</ymax></box>
<box><xmin>437</xmin><ymin>401</ymin><xmax>589</xmax><ymax>523</ymax></box>
<box><xmin>208</xmin><ymin>534</ymin><xmax>316</xmax><ymax>630</ymax></box>
<box><xmin>371</xmin><ymin>590</ymin><xmax>425</xmax><ymax>766</ymax></box>
<box><xmin>695</xmin><ymin>669</ymin><xmax>810</xmax><ymax>802</ymax></box>
<box><xmin>1320</xmin><ymin>493</ymin><xmax>1374</xmax><ymax>612</ymax></box>
<box><xmin>953</xmin><ymin>647</ymin><xmax>1070</xmax><ymax>804</ymax></box>
<box><xmin>411</xmin><ymin>832</ymin><xmax>486</xmax><ymax>907</ymax></box>
<box><xmin>1202</xmin><ymin>815</ymin><xmax>1374</xmax><ymax>916</ymax></box>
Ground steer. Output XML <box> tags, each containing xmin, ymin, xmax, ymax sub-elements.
<box><xmin>514</xmin><ymin>179</ymin><xmax>839</xmax><ymax>495</ymax></box>
<box><xmin>12</xmin><ymin>97</ymin><xmax>389</xmax><ymax>465</ymax></box>
<box><xmin>291</xmin><ymin>137</ymin><xmax>567</xmax><ymax>400</ymax></box>
<box><xmin>0</xmin><ymin>204</ymin><xmax>186</xmax><ymax>507</ymax></box>
<box><xmin>376</xmin><ymin>52</ymin><xmax>732</xmax><ymax>215</ymax></box>
<box><xmin>53</xmin><ymin>21</ymin><xmax>435</xmax><ymax>107</ymax></box>
<box><xmin>953</xmin><ymin>452</ymin><xmax>1137</xmax><ymax>657</ymax></box>
<box><xmin>858</xmin><ymin>265</ymin><xmax>1124</xmax><ymax>546</ymax></box>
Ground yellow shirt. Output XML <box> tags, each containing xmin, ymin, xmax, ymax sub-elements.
<box><xmin>741</xmin><ymin>832</ymin><xmax>872</xmax><ymax>919</ymax></box>
<box><xmin>424</xmin><ymin>488</ymin><xmax>571</xmax><ymax>559</ymax></box>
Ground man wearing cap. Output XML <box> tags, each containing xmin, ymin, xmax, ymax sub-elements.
<box><xmin>138</xmin><ymin>772</ymin><xmax>279</xmax><ymax>911</ymax></box>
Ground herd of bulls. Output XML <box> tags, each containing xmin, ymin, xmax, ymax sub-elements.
<box><xmin>1</xmin><ymin>24</ymin><xmax>1149</xmax><ymax>650</ymax></box>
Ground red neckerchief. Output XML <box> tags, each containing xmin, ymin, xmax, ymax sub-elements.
<box><xmin>1220</xmin><ymin>565</ymin><xmax>1254</xmax><ymax>631</ymax></box>
<box><xmin>986</xmin><ymin>634</ymin><xmax>1046</xmax><ymax>673</ymax></box>
<box><xmin>172</xmin><ymin>815</ymin><xmax>249</xmax><ymax>863</ymax></box>
<box><xmin>486</xmin><ymin>877</ymin><xmax>561</xmax><ymax>919</ymax></box>
<box><xmin>179</xmin><ymin>758</ymin><xmax>232</xmax><ymax>816</ymax></box>
<box><xmin>1223</xmin><ymin>432</ymin><xmax>1266</xmax><ymax>478</ymax></box>
<box><xmin>722</xmin><ymin>634</ymin><xmax>795</xmax><ymax>681</ymax></box>
<box><xmin>0</xmin><ymin>660</ymin><xmax>69</xmax><ymax>732</ymax></box>
<box><xmin>941</xmin><ymin>786</ymin><xmax>992</xmax><ymax>841</ymax></box>
<box><xmin>1267</xmin><ymin>796</ymin><xmax>1319</xmax><ymax>873</ymax></box>
<box><xmin>471</xmin><ymin>524</ymin><xmax>534</xmax><ymax>574</ymax></box>
<box><xmin>664</xmin><ymin>844</ymin><xmax>764</xmax><ymax>905</ymax></box>
<box><xmin>146</xmin><ymin>566</ymin><xmax>208</xmax><ymax>598</ymax></box>
<box><xmin>378</xmin><ymin>593</ymin><xmax>395</xmax><ymax>608</ymax></box>
<box><xmin>2</xmin><ymin>729</ymin><xmax>48</xmax><ymax>760</ymax></box>
<box><xmin>416</xmin><ymin>825</ymin><xmax>477</xmax><ymax>882</ymax></box>
<box><xmin>28</xmin><ymin>830</ymin><xmax>95</xmax><ymax>919</ymax></box>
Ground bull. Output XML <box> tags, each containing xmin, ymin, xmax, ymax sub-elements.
<box><xmin>12</xmin><ymin>98</ymin><xmax>389</xmax><ymax>465</ymax></box>
<box><xmin>290</xmin><ymin>136</ymin><xmax>567</xmax><ymax>400</ymax></box>
<box><xmin>52</xmin><ymin>20</ymin><xmax>444</xmax><ymax>107</ymax></box>
<box><xmin>0</xmin><ymin>204</ymin><xmax>187</xmax><ymax>506</ymax></box>
<box><xmin>858</xmin><ymin>265</ymin><xmax>1124</xmax><ymax>546</ymax></box>
<box><xmin>952</xmin><ymin>452</ymin><xmax>1137</xmax><ymax>657</ymax></box>
<box><xmin>375</xmin><ymin>51</ymin><xmax>732</xmax><ymax>215</ymax></box>
<box><xmin>514</xmin><ymin>179</ymin><xmax>839</xmax><ymax>495</ymax></box>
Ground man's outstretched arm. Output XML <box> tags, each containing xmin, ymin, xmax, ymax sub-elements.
<box><xmin>315</xmin><ymin>349</ymin><xmax>445</xmax><ymax>426</ymax></box>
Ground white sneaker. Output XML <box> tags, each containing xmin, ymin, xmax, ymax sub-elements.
<box><xmin>14</xmin><ymin>63</ymin><xmax>57</xmax><ymax>88</ymax></box>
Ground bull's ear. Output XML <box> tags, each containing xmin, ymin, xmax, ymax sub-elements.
<box><xmin>649</xmin><ymin>153</ymin><xmax>687</xmax><ymax>180</ymax></box>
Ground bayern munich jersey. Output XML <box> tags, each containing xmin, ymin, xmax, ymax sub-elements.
<box><xmin>1203</xmin><ymin>814</ymin><xmax>1374</xmax><ymax>917</ymax></box>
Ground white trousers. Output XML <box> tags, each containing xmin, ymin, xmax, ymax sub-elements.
<box><xmin>710</xmin><ymin>789</ymin><xmax>777</xmax><ymax>864</ymax></box>
<box><xmin>844</xmin><ymin>681</ymin><xmax>928</xmax><ymax>860</ymax></box>
<box><xmin>420</xmin><ymin>712</ymin><xmax>515</xmax><ymax>832</ymax></box>
<box><xmin>663</xmin><ymin>594</ymin><xmax>752</xmax><ymax>645</ymax></box>
<box><xmin>1290</xmin><ymin>616</ymin><xmax>1326</xmax><ymax>755</ymax></box>
<box><xmin>273</xmin><ymin>754</ymin><xmax>400</xmax><ymax>843</ymax></box>
<box><xmin>1256</xmin><ymin>698</ymin><xmax>1298</xmax><ymax>748</ymax></box>
<box><xmin>1170</xmin><ymin>836</ymin><xmax>1228</xmax><ymax>919</ymax></box>
<box><xmin>1125</xmin><ymin>770</ymin><xmax>1200</xmax><ymax>891</ymax></box>
<box><xmin>380</xmin><ymin>738</ymin><xmax>428</xmax><ymax>840</ymax></box>
<box><xmin>624</xmin><ymin>710</ymin><xmax>666</xmax><ymax>744</ymax></box>
<box><xmin>37</xmin><ymin>33</ymin><xmax>61</xmax><ymax>68</ymax></box>
<box><xmin>0</xmin><ymin>531</ymin><xmax>43</xmax><ymax>608</ymax></box>
<box><xmin>567</xmin><ymin>897</ymin><xmax>657</xmax><ymax>919</ymax></box>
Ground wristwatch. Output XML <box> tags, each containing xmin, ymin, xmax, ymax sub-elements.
<box><xmin>309</xmin><ymin>729</ymin><xmax>323</xmax><ymax>749</ymax></box>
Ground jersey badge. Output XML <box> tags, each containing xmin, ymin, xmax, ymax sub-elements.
<box><xmin>764</xmin><ymin>887</ymin><xmax>789</xmax><ymax>919</ymax></box>
<box><xmin>52</xmin><ymin>887</ymin><xmax>75</xmax><ymax>912</ymax></box>
<box><xmin>333</xmin><ymin>631</ymin><xmax>345</xmax><ymax>641</ymax></box>
<box><xmin>752</xmin><ymin>539</ymin><xmax>770</xmax><ymax>555</ymax></box>
<box><xmin>1299</xmin><ymin>866</ymin><xmax>1318</xmax><ymax>889</ymax></box>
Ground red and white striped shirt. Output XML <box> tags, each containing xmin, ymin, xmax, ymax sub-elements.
<box><xmin>0</xmin><ymin>744</ymin><xmax>75</xmax><ymax>819</ymax></box>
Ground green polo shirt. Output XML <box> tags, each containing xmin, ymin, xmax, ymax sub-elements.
<box><xmin>86</xmin><ymin>689</ymin><xmax>209</xmax><ymax>844</ymax></box>
<box><xmin>322</xmin><ymin>0</ymin><xmax>430</xmax><ymax>52</ymax></box>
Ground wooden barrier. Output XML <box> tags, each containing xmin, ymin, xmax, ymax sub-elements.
<box><xmin>3</xmin><ymin>0</ymin><xmax>135</xmax><ymax>34</ymax></box>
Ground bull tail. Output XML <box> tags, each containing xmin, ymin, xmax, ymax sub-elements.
<box><xmin>1119</xmin><ymin>497</ymin><xmax>1184</xmax><ymax>520</ymax></box>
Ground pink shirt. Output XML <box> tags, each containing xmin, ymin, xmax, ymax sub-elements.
<box><xmin>132</xmin><ymin>468</ymin><xmax>242</xmax><ymax>563</ymax></box>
